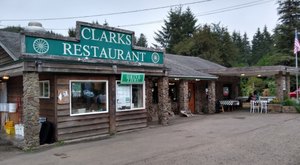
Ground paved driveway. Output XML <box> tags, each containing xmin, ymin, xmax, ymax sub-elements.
<box><xmin>1</xmin><ymin>111</ymin><xmax>300</xmax><ymax>165</ymax></box>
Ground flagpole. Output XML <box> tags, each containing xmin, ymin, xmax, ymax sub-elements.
<box><xmin>296</xmin><ymin>29</ymin><xmax>299</xmax><ymax>102</ymax></box>
<box><xmin>296</xmin><ymin>51</ymin><xmax>299</xmax><ymax>101</ymax></box>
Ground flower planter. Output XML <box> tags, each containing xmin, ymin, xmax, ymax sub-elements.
<box><xmin>282</xmin><ymin>106</ymin><xmax>297</xmax><ymax>113</ymax></box>
<box><xmin>268</xmin><ymin>104</ymin><xmax>282</xmax><ymax>113</ymax></box>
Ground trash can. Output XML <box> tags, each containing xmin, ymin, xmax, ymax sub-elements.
<box><xmin>39</xmin><ymin>120</ymin><xmax>55</xmax><ymax>145</ymax></box>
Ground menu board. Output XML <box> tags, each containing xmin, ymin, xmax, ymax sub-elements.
<box><xmin>116</xmin><ymin>85</ymin><xmax>131</xmax><ymax>109</ymax></box>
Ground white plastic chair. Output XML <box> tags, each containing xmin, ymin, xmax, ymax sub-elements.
<box><xmin>250</xmin><ymin>100</ymin><xmax>260</xmax><ymax>113</ymax></box>
<box><xmin>260</xmin><ymin>100</ymin><xmax>268</xmax><ymax>113</ymax></box>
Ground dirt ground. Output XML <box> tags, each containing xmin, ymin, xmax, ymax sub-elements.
<box><xmin>1</xmin><ymin>111</ymin><xmax>300</xmax><ymax>165</ymax></box>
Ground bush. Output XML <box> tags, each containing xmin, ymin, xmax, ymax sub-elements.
<box><xmin>281</xmin><ymin>99</ymin><xmax>296</xmax><ymax>106</ymax></box>
<box><xmin>281</xmin><ymin>99</ymin><xmax>300</xmax><ymax>113</ymax></box>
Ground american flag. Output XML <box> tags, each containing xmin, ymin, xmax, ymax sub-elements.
<box><xmin>294</xmin><ymin>30</ymin><xmax>300</xmax><ymax>54</ymax></box>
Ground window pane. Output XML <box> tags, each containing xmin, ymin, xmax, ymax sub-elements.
<box><xmin>71</xmin><ymin>81</ymin><xmax>107</xmax><ymax>115</ymax></box>
<box><xmin>44</xmin><ymin>82</ymin><xmax>49</xmax><ymax>97</ymax></box>
<box><xmin>132</xmin><ymin>84</ymin><xmax>143</xmax><ymax>108</ymax></box>
<box><xmin>39</xmin><ymin>82</ymin><xmax>44</xmax><ymax>97</ymax></box>
<box><xmin>116</xmin><ymin>83</ymin><xmax>131</xmax><ymax>111</ymax></box>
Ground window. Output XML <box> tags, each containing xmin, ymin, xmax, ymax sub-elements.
<box><xmin>116</xmin><ymin>81</ymin><xmax>145</xmax><ymax>111</ymax></box>
<box><xmin>70</xmin><ymin>80</ymin><xmax>108</xmax><ymax>116</ymax></box>
<box><xmin>39</xmin><ymin>80</ymin><xmax>50</xmax><ymax>98</ymax></box>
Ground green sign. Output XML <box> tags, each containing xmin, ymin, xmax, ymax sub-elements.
<box><xmin>121</xmin><ymin>72</ymin><xmax>145</xmax><ymax>84</ymax></box>
<box><xmin>24</xmin><ymin>23</ymin><xmax>163</xmax><ymax>65</ymax></box>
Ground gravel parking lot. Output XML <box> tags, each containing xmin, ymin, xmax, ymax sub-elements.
<box><xmin>1</xmin><ymin>111</ymin><xmax>300</xmax><ymax>165</ymax></box>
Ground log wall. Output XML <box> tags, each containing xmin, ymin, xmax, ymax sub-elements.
<box><xmin>55</xmin><ymin>74</ymin><xmax>110</xmax><ymax>141</ymax></box>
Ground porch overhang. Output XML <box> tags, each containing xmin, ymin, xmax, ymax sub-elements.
<box><xmin>199</xmin><ymin>65</ymin><xmax>299</xmax><ymax>77</ymax></box>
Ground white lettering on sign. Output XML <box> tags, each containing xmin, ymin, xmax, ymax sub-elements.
<box><xmin>80</xmin><ymin>27</ymin><xmax>132</xmax><ymax>46</ymax></box>
<box><xmin>62</xmin><ymin>43</ymin><xmax>146</xmax><ymax>62</ymax></box>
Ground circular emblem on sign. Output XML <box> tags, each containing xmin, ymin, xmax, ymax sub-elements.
<box><xmin>33</xmin><ymin>38</ymin><xmax>49</xmax><ymax>54</ymax></box>
<box><xmin>151</xmin><ymin>52</ymin><xmax>160</xmax><ymax>63</ymax></box>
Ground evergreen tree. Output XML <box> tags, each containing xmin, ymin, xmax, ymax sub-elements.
<box><xmin>232</xmin><ymin>31</ymin><xmax>251</xmax><ymax>66</ymax></box>
<box><xmin>68</xmin><ymin>28</ymin><xmax>76</xmax><ymax>37</ymax></box>
<box><xmin>136</xmin><ymin>33</ymin><xmax>148</xmax><ymax>47</ymax></box>
<box><xmin>273</xmin><ymin>0</ymin><xmax>300</xmax><ymax>65</ymax></box>
<box><xmin>0</xmin><ymin>26</ymin><xmax>23</xmax><ymax>33</ymax></box>
<box><xmin>154</xmin><ymin>7</ymin><xmax>197</xmax><ymax>53</ymax></box>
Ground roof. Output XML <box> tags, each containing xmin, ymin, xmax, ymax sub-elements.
<box><xmin>0</xmin><ymin>30</ymin><xmax>20</xmax><ymax>60</ymax></box>
<box><xmin>165</xmin><ymin>54</ymin><xmax>226</xmax><ymax>70</ymax></box>
<box><xmin>165</xmin><ymin>54</ymin><xmax>218</xmax><ymax>79</ymax></box>
<box><xmin>203</xmin><ymin>65</ymin><xmax>300</xmax><ymax>77</ymax></box>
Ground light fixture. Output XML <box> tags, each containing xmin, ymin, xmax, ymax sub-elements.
<box><xmin>174</xmin><ymin>78</ymin><xmax>180</xmax><ymax>81</ymax></box>
<box><xmin>257</xmin><ymin>74</ymin><xmax>262</xmax><ymax>77</ymax></box>
<box><xmin>112</xmin><ymin>65</ymin><xmax>117</xmax><ymax>73</ymax></box>
<box><xmin>241</xmin><ymin>73</ymin><xmax>245</xmax><ymax>76</ymax></box>
<box><xmin>2</xmin><ymin>75</ymin><xmax>9</xmax><ymax>80</ymax></box>
<box><xmin>195</xmin><ymin>79</ymin><xmax>200</xmax><ymax>81</ymax></box>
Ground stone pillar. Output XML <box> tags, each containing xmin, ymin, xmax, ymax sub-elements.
<box><xmin>157</xmin><ymin>77</ymin><xmax>170</xmax><ymax>125</ymax></box>
<box><xmin>233</xmin><ymin>77</ymin><xmax>240</xmax><ymax>98</ymax></box>
<box><xmin>285</xmin><ymin>73</ymin><xmax>290</xmax><ymax>98</ymax></box>
<box><xmin>208</xmin><ymin>80</ymin><xmax>216</xmax><ymax>113</ymax></box>
<box><xmin>178</xmin><ymin>80</ymin><xmax>189</xmax><ymax>112</ymax></box>
<box><xmin>145</xmin><ymin>77</ymin><xmax>154</xmax><ymax>122</ymax></box>
<box><xmin>275</xmin><ymin>72</ymin><xmax>284</xmax><ymax>101</ymax></box>
<box><xmin>109</xmin><ymin>76</ymin><xmax>116</xmax><ymax>135</ymax></box>
<box><xmin>23</xmin><ymin>72</ymin><xmax>40</xmax><ymax>149</ymax></box>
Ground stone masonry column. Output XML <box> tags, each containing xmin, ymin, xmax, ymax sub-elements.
<box><xmin>285</xmin><ymin>73</ymin><xmax>290</xmax><ymax>98</ymax></box>
<box><xmin>23</xmin><ymin>72</ymin><xmax>40</xmax><ymax>149</ymax></box>
<box><xmin>145</xmin><ymin>77</ymin><xmax>154</xmax><ymax>122</ymax></box>
<box><xmin>275</xmin><ymin>72</ymin><xmax>284</xmax><ymax>101</ymax></box>
<box><xmin>157</xmin><ymin>77</ymin><xmax>170</xmax><ymax>125</ymax></box>
<box><xmin>208</xmin><ymin>80</ymin><xmax>216</xmax><ymax>113</ymax></box>
<box><xmin>178</xmin><ymin>80</ymin><xmax>189</xmax><ymax>112</ymax></box>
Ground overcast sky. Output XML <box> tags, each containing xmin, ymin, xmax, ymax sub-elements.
<box><xmin>0</xmin><ymin>0</ymin><xmax>278</xmax><ymax>46</ymax></box>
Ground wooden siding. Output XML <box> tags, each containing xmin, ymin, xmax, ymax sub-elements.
<box><xmin>0</xmin><ymin>47</ymin><xmax>14</xmax><ymax>66</ymax></box>
<box><xmin>7</xmin><ymin>76</ymin><xmax>23</xmax><ymax>124</ymax></box>
<box><xmin>55</xmin><ymin>74</ymin><xmax>110</xmax><ymax>141</ymax></box>
<box><xmin>39</xmin><ymin>74</ymin><xmax>56</xmax><ymax>126</ymax></box>
<box><xmin>116</xmin><ymin>110</ymin><xmax>147</xmax><ymax>132</ymax></box>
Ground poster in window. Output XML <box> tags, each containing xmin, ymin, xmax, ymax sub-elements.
<box><xmin>58</xmin><ymin>88</ymin><xmax>70</xmax><ymax>104</ymax></box>
<box><xmin>223</xmin><ymin>87</ymin><xmax>229</xmax><ymax>97</ymax></box>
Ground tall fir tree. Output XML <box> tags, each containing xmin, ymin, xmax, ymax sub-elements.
<box><xmin>154</xmin><ymin>7</ymin><xmax>197</xmax><ymax>53</ymax></box>
<box><xmin>232</xmin><ymin>31</ymin><xmax>251</xmax><ymax>66</ymax></box>
<box><xmin>136</xmin><ymin>33</ymin><xmax>148</xmax><ymax>48</ymax></box>
<box><xmin>273</xmin><ymin>0</ymin><xmax>300</xmax><ymax>65</ymax></box>
<box><xmin>251</xmin><ymin>27</ymin><xmax>274</xmax><ymax>66</ymax></box>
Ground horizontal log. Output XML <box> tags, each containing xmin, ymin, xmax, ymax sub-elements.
<box><xmin>57</xmin><ymin>117</ymin><xmax>109</xmax><ymax>129</ymax></box>
<box><xmin>116</xmin><ymin>110</ymin><xmax>146</xmax><ymax>116</ymax></box>
<box><xmin>57</xmin><ymin>104</ymin><xmax>70</xmax><ymax>110</ymax></box>
<box><xmin>57</xmin><ymin>109</ymin><xmax>70</xmax><ymax>116</ymax></box>
<box><xmin>116</xmin><ymin>119</ymin><xmax>147</xmax><ymax>127</ymax></box>
<box><xmin>57</xmin><ymin>113</ymin><xmax>109</xmax><ymax>122</ymax></box>
<box><xmin>117</xmin><ymin>123</ymin><xmax>147</xmax><ymax>132</ymax></box>
<box><xmin>58</xmin><ymin>129</ymin><xmax>109</xmax><ymax>141</ymax></box>
<box><xmin>58</xmin><ymin>124</ymin><xmax>109</xmax><ymax>135</ymax></box>
<box><xmin>116</xmin><ymin>113</ymin><xmax>147</xmax><ymax>121</ymax></box>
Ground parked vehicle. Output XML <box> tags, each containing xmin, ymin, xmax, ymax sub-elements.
<box><xmin>289</xmin><ymin>88</ymin><xmax>300</xmax><ymax>98</ymax></box>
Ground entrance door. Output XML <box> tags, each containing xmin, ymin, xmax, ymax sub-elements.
<box><xmin>188</xmin><ymin>83</ymin><xmax>195</xmax><ymax>113</ymax></box>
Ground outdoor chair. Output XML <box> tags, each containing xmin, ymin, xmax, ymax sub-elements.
<box><xmin>250</xmin><ymin>100</ymin><xmax>260</xmax><ymax>113</ymax></box>
<box><xmin>260</xmin><ymin>100</ymin><xmax>268</xmax><ymax>113</ymax></box>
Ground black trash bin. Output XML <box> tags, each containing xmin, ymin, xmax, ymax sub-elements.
<box><xmin>39</xmin><ymin>121</ymin><xmax>55</xmax><ymax>145</ymax></box>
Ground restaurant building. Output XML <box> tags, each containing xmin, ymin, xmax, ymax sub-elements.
<box><xmin>0</xmin><ymin>21</ymin><xmax>225</xmax><ymax>149</ymax></box>
<box><xmin>0</xmin><ymin>21</ymin><xmax>294</xmax><ymax>149</ymax></box>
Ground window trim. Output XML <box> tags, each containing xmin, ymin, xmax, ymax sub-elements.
<box><xmin>116</xmin><ymin>80</ymin><xmax>145</xmax><ymax>112</ymax></box>
<box><xmin>39</xmin><ymin>80</ymin><xmax>50</xmax><ymax>99</ymax></box>
<box><xmin>69</xmin><ymin>80</ymin><xmax>109</xmax><ymax>116</ymax></box>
